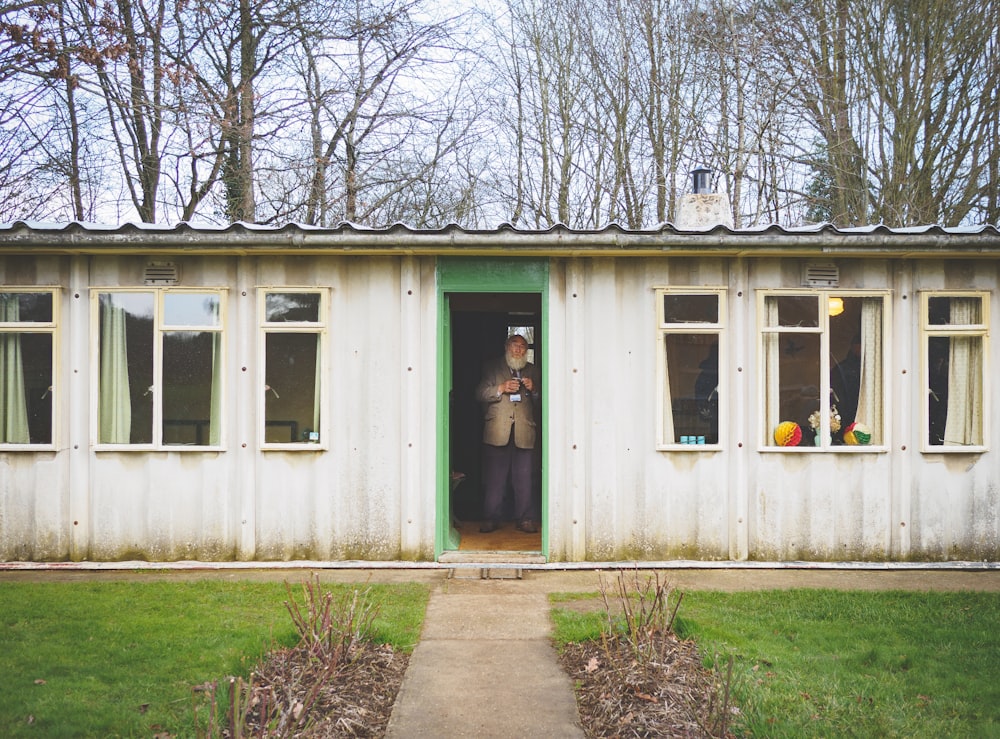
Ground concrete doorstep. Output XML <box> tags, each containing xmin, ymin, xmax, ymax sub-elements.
<box><xmin>384</xmin><ymin>580</ymin><xmax>585</xmax><ymax>738</ymax></box>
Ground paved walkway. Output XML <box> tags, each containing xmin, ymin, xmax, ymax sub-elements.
<box><xmin>384</xmin><ymin>572</ymin><xmax>584</xmax><ymax>738</ymax></box>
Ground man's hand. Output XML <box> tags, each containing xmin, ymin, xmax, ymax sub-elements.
<box><xmin>499</xmin><ymin>379</ymin><xmax>520</xmax><ymax>394</ymax></box>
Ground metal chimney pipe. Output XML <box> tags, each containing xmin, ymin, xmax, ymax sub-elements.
<box><xmin>691</xmin><ymin>167</ymin><xmax>712</xmax><ymax>194</ymax></box>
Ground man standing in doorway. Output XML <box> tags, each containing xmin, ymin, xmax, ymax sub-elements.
<box><xmin>475</xmin><ymin>334</ymin><xmax>540</xmax><ymax>533</ymax></box>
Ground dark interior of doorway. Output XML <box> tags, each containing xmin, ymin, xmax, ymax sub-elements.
<box><xmin>449</xmin><ymin>292</ymin><xmax>542</xmax><ymax>551</ymax></box>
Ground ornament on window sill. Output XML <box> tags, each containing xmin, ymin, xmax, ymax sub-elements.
<box><xmin>808</xmin><ymin>405</ymin><xmax>841</xmax><ymax>445</ymax></box>
<box><xmin>774</xmin><ymin>421</ymin><xmax>802</xmax><ymax>446</ymax></box>
<box><xmin>843</xmin><ymin>422</ymin><xmax>872</xmax><ymax>445</ymax></box>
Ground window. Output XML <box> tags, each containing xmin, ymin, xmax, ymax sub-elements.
<box><xmin>95</xmin><ymin>290</ymin><xmax>224</xmax><ymax>447</ymax></box>
<box><xmin>0</xmin><ymin>290</ymin><xmax>56</xmax><ymax>446</ymax></box>
<box><xmin>923</xmin><ymin>292</ymin><xmax>988</xmax><ymax>449</ymax></box>
<box><xmin>260</xmin><ymin>290</ymin><xmax>327</xmax><ymax>447</ymax></box>
<box><xmin>760</xmin><ymin>291</ymin><xmax>887</xmax><ymax>449</ymax></box>
<box><xmin>657</xmin><ymin>289</ymin><xmax>724</xmax><ymax>448</ymax></box>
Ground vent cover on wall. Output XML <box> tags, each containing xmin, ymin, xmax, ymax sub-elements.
<box><xmin>802</xmin><ymin>263</ymin><xmax>839</xmax><ymax>287</ymax></box>
<box><xmin>144</xmin><ymin>262</ymin><xmax>179</xmax><ymax>285</ymax></box>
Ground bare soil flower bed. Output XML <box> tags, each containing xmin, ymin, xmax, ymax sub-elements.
<box><xmin>558</xmin><ymin>632</ymin><xmax>734</xmax><ymax>738</ymax></box>
<box><xmin>240</xmin><ymin>632</ymin><xmax>728</xmax><ymax>738</ymax></box>
<box><xmin>230</xmin><ymin>642</ymin><xmax>409</xmax><ymax>738</ymax></box>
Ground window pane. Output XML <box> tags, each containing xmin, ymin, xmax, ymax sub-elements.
<box><xmin>0</xmin><ymin>333</ymin><xmax>52</xmax><ymax>443</ymax></box>
<box><xmin>98</xmin><ymin>293</ymin><xmax>153</xmax><ymax>444</ymax></box>
<box><xmin>0</xmin><ymin>292</ymin><xmax>53</xmax><ymax>323</ymax></box>
<box><xmin>928</xmin><ymin>296</ymin><xmax>983</xmax><ymax>325</ymax></box>
<box><xmin>665</xmin><ymin>335</ymin><xmax>718</xmax><ymax>443</ymax></box>
<box><xmin>765</xmin><ymin>332</ymin><xmax>820</xmax><ymax>445</ymax></box>
<box><xmin>163</xmin><ymin>331</ymin><xmax>219</xmax><ymax>445</ymax></box>
<box><xmin>663</xmin><ymin>294</ymin><xmax>718</xmax><ymax>324</ymax></box>
<box><xmin>265</xmin><ymin>333</ymin><xmax>320</xmax><ymax>443</ymax></box>
<box><xmin>928</xmin><ymin>334</ymin><xmax>984</xmax><ymax>446</ymax></box>
<box><xmin>265</xmin><ymin>293</ymin><xmax>321</xmax><ymax>323</ymax></box>
<box><xmin>765</xmin><ymin>295</ymin><xmax>819</xmax><ymax>328</ymax></box>
<box><xmin>164</xmin><ymin>293</ymin><xmax>220</xmax><ymax>327</ymax></box>
<box><xmin>829</xmin><ymin>296</ymin><xmax>883</xmax><ymax>444</ymax></box>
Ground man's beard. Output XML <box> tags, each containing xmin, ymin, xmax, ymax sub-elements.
<box><xmin>506</xmin><ymin>351</ymin><xmax>528</xmax><ymax>371</ymax></box>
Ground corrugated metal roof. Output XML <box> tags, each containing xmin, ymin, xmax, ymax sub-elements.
<box><xmin>1</xmin><ymin>220</ymin><xmax>999</xmax><ymax>257</ymax></box>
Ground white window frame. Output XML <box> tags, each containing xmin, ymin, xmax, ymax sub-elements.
<box><xmin>655</xmin><ymin>287</ymin><xmax>726</xmax><ymax>451</ymax></box>
<box><xmin>91</xmin><ymin>287</ymin><xmax>227</xmax><ymax>450</ymax></box>
<box><xmin>920</xmin><ymin>290</ymin><xmax>989</xmax><ymax>453</ymax></box>
<box><xmin>0</xmin><ymin>288</ymin><xmax>59</xmax><ymax>450</ymax></box>
<box><xmin>258</xmin><ymin>288</ymin><xmax>329</xmax><ymax>451</ymax></box>
<box><xmin>757</xmin><ymin>289</ymin><xmax>890</xmax><ymax>452</ymax></box>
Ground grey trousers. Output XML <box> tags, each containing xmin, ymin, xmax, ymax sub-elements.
<box><xmin>481</xmin><ymin>434</ymin><xmax>535</xmax><ymax>524</ymax></box>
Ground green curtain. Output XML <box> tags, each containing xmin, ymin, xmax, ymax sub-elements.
<box><xmin>0</xmin><ymin>297</ymin><xmax>30</xmax><ymax>443</ymax></box>
<box><xmin>99</xmin><ymin>299</ymin><xmax>132</xmax><ymax>444</ymax></box>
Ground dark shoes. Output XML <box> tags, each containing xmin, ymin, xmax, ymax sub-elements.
<box><xmin>479</xmin><ymin>521</ymin><xmax>499</xmax><ymax>533</ymax></box>
<box><xmin>516</xmin><ymin>520</ymin><xmax>539</xmax><ymax>534</ymax></box>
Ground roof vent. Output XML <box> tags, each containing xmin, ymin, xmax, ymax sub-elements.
<box><xmin>803</xmin><ymin>263</ymin><xmax>839</xmax><ymax>287</ymax></box>
<box><xmin>691</xmin><ymin>166</ymin><xmax>713</xmax><ymax>194</ymax></box>
<box><xmin>144</xmin><ymin>261</ymin><xmax>179</xmax><ymax>285</ymax></box>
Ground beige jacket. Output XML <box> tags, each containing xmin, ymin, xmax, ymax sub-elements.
<box><xmin>475</xmin><ymin>357</ymin><xmax>540</xmax><ymax>449</ymax></box>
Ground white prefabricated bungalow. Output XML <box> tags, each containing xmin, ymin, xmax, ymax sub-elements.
<box><xmin>1</xmin><ymin>215</ymin><xmax>999</xmax><ymax>564</ymax></box>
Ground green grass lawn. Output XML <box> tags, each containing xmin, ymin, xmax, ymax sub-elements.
<box><xmin>551</xmin><ymin>588</ymin><xmax>1000</xmax><ymax>738</ymax></box>
<box><xmin>0</xmin><ymin>577</ymin><xmax>429</xmax><ymax>738</ymax></box>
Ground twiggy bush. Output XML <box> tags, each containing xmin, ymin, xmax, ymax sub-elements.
<box><xmin>194</xmin><ymin>575</ymin><xmax>381</xmax><ymax>738</ymax></box>
<box><xmin>590</xmin><ymin>567</ymin><xmax>737</xmax><ymax>738</ymax></box>
<box><xmin>284</xmin><ymin>574</ymin><xmax>380</xmax><ymax>667</ymax></box>
<box><xmin>597</xmin><ymin>566</ymin><xmax>683</xmax><ymax>664</ymax></box>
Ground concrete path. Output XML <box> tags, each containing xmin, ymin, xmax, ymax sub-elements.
<box><xmin>384</xmin><ymin>573</ymin><xmax>585</xmax><ymax>738</ymax></box>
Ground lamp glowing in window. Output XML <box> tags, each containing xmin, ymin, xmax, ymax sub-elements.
<box><xmin>828</xmin><ymin>296</ymin><xmax>844</xmax><ymax>316</ymax></box>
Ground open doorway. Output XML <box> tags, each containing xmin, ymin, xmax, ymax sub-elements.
<box><xmin>448</xmin><ymin>292</ymin><xmax>542</xmax><ymax>552</ymax></box>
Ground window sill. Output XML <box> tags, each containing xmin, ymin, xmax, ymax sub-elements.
<box><xmin>921</xmin><ymin>446</ymin><xmax>988</xmax><ymax>454</ymax></box>
<box><xmin>261</xmin><ymin>444</ymin><xmax>327</xmax><ymax>452</ymax></box>
<box><xmin>658</xmin><ymin>444</ymin><xmax>722</xmax><ymax>452</ymax></box>
<box><xmin>94</xmin><ymin>445</ymin><xmax>226</xmax><ymax>452</ymax></box>
<box><xmin>759</xmin><ymin>445</ymin><xmax>888</xmax><ymax>453</ymax></box>
<box><xmin>0</xmin><ymin>445</ymin><xmax>56</xmax><ymax>452</ymax></box>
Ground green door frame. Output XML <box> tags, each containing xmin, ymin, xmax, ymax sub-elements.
<box><xmin>435</xmin><ymin>257</ymin><xmax>549</xmax><ymax>558</ymax></box>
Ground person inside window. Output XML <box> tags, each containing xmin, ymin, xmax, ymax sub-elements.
<box><xmin>831</xmin><ymin>334</ymin><xmax>861</xmax><ymax>443</ymax></box>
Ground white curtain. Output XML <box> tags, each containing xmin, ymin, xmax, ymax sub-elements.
<box><xmin>856</xmin><ymin>298</ymin><xmax>884</xmax><ymax>445</ymax></box>
<box><xmin>99</xmin><ymin>300</ymin><xmax>132</xmax><ymax>444</ymax></box>
<box><xmin>763</xmin><ymin>298</ymin><xmax>781</xmax><ymax>443</ymax></box>
<box><xmin>944</xmin><ymin>298</ymin><xmax>983</xmax><ymax>446</ymax></box>
<box><xmin>209</xmin><ymin>331</ymin><xmax>222</xmax><ymax>446</ymax></box>
<box><xmin>0</xmin><ymin>297</ymin><xmax>29</xmax><ymax>443</ymax></box>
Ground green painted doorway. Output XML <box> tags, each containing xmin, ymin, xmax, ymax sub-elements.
<box><xmin>436</xmin><ymin>258</ymin><xmax>548</xmax><ymax>558</ymax></box>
